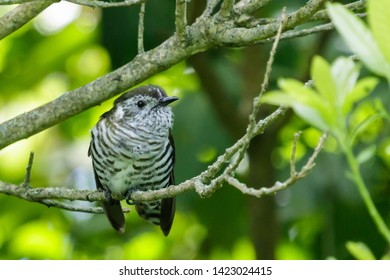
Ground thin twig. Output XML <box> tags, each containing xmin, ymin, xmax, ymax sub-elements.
<box><xmin>216</xmin><ymin>0</ymin><xmax>327</xmax><ymax>45</ymax></box>
<box><xmin>40</xmin><ymin>199</ymin><xmax>105</xmax><ymax>213</ymax></box>
<box><xmin>248</xmin><ymin>7</ymin><xmax>286</xmax><ymax>132</ymax></box>
<box><xmin>299</xmin><ymin>131</ymin><xmax>328</xmax><ymax>176</ymax></box>
<box><xmin>219</xmin><ymin>0</ymin><xmax>235</xmax><ymax>19</ymax></box>
<box><xmin>200</xmin><ymin>0</ymin><xmax>221</xmax><ymax>18</ymax></box>
<box><xmin>225</xmin><ymin>132</ymin><xmax>328</xmax><ymax>197</ymax></box>
<box><xmin>218</xmin><ymin>8</ymin><xmax>287</xmax><ymax>182</ymax></box>
<box><xmin>22</xmin><ymin>152</ymin><xmax>34</xmax><ymax>187</ymax></box>
<box><xmin>0</xmin><ymin>0</ymin><xmax>35</xmax><ymax>4</ymax></box>
<box><xmin>138</xmin><ymin>1</ymin><xmax>145</xmax><ymax>54</ymax></box>
<box><xmin>241</xmin><ymin>1</ymin><xmax>366</xmax><ymax>28</ymax></box>
<box><xmin>255</xmin><ymin>13</ymin><xmax>366</xmax><ymax>45</ymax></box>
<box><xmin>175</xmin><ymin>0</ymin><xmax>187</xmax><ymax>44</ymax></box>
<box><xmin>0</xmin><ymin>0</ymin><xmax>145</xmax><ymax>5</ymax></box>
<box><xmin>234</xmin><ymin>0</ymin><xmax>272</xmax><ymax>16</ymax></box>
<box><xmin>290</xmin><ymin>131</ymin><xmax>302</xmax><ymax>177</ymax></box>
<box><xmin>66</xmin><ymin>0</ymin><xmax>144</xmax><ymax>8</ymax></box>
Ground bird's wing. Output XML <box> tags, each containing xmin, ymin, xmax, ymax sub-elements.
<box><xmin>160</xmin><ymin>132</ymin><xmax>176</xmax><ymax>236</ymax></box>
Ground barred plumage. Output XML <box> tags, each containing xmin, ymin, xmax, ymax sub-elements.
<box><xmin>88</xmin><ymin>85</ymin><xmax>178</xmax><ymax>236</ymax></box>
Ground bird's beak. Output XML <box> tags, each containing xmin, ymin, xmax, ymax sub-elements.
<box><xmin>159</xmin><ymin>96</ymin><xmax>179</xmax><ymax>107</ymax></box>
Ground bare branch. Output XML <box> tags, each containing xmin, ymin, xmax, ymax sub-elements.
<box><xmin>0</xmin><ymin>0</ymin><xmax>58</xmax><ymax>40</ymax></box>
<box><xmin>0</xmin><ymin>180</ymin><xmax>134</xmax><ymax>213</ymax></box>
<box><xmin>290</xmin><ymin>131</ymin><xmax>302</xmax><ymax>177</ymax></box>
<box><xmin>175</xmin><ymin>0</ymin><xmax>187</xmax><ymax>43</ymax></box>
<box><xmin>310</xmin><ymin>0</ymin><xmax>366</xmax><ymax>22</ymax></box>
<box><xmin>0</xmin><ymin>0</ymin><xmax>146</xmax><ymax>7</ymax></box>
<box><xmin>225</xmin><ymin>132</ymin><xmax>328</xmax><ymax>197</ymax></box>
<box><xmin>219</xmin><ymin>0</ymin><xmax>235</xmax><ymax>18</ymax></box>
<box><xmin>200</xmin><ymin>0</ymin><xmax>221</xmax><ymax>18</ymax></box>
<box><xmin>234</xmin><ymin>0</ymin><xmax>272</xmax><ymax>16</ymax></box>
<box><xmin>241</xmin><ymin>1</ymin><xmax>365</xmax><ymax>29</ymax></box>
<box><xmin>248</xmin><ymin>7</ymin><xmax>286</xmax><ymax>132</ymax></box>
<box><xmin>137</xmin><ymin>1</ymin><xmax>145</xmax><ymax>54</ymax></box>
<box><xmin>213</xmin><ymin>0</ymin><xmax>327</xmax><ymax>46</ymax></box>
<box><xmin>22</xmin><ymin>152</ymin><xmax>34</xmax><ymax>187</ymax></box>
<box><xmin>0</xmin><ymin>182</ymin><xmax>105</xmax><ymax>201</ymax></box>
<box><xmin>257</xmin><ymin>22</ymin><xmax>335</xmax><ymax>44</ymax></box>
<box><xmin>65</xmin><ymin>0</ymin><xmax>144</xmax><ymax>8</ymax></box>
<box><xmin>40</xmin><ymin>199</ymin><xmax>105</xmax><ymax>213</ymax></box>
<box><xmin>0</xmin><ymin>0</ymin><xmax>35</xmax><ymax>4</ymax></box>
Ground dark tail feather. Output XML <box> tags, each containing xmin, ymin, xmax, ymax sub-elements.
<box><xmin>90</xmin><ymin>166</ymin><xmax>126</xmax><ymax>234</ymax></box>
<box><xmin>102</xmin><ymin>200</ymin><xmax>126</xmax><ymax>234</ymax></box>
<box><xmin>160</xmin><ymin>197</ymin><xmax>176</xmax><ymax>236</ymax></box>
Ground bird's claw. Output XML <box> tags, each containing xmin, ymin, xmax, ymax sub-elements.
<box><xmin>125</xmin><ymin>189</ymin><xmax>137</xmax><ymax>205</ymax></box>
<box><xmin>103</xmin><ymin>190</ymin><xmax>116</xmax><ymax>205</ymax></box>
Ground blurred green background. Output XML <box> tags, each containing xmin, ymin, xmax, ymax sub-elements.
<box><xmin>0</xmin><ymin>1</ymin><xmax>389</xmax><ymax>260</ymax></box>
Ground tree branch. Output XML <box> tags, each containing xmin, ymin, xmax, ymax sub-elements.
<box><xmin>234</xmin><ymin>0</ymin><xmax>272</xmax><ymax>16</ymax></box>
<box><xmin>66</xmin><ymin>0</ymin><xmax>144</xmax><ymax>8</ymax></box>
<box><xmin>0</xmin><ymin>0</ymin><xmax>146</xmax><ymax>7</ymax></box>
<box><xmin>200</xmin><ymin>0</ymin><xmax>221</xmax><ymax>19</ymax></box>
<box><xmin>137</xmin><ymin>1</ymin><xmax>145</xmax><ymax>54</ymax></box>
<box><xmin>239</xmin><ymin>1</ymin><xmax>366</xmax><ymax>31</ymax></box>
<box><xmin>175</xmin><ymin>0</ymin><xmax>187</xmax><ymax>43</ymax></box>
<box><xmin>0</xmin><ymin>179</ymin><xmax>134</xmax><ymax>213</ymax></box>
<box><xmin>0</xmin><ymin>0</ymin><xmax>58</xmax><ymax>40</ymax></box>
<box><xmin>22</xmin><ymin>151</ymin><xmax>34</xmax><ymax>187</ymax></box>
<box><xmin>225</xmin><ymin>132</ymin><xmax>328</xmax><ymax>197</ymax></box>
<box><xmin>219</xmin><ymin>0</ymin><xmax>235</xmax><ymax>19</ymax></box>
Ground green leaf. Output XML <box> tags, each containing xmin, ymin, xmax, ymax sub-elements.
<box><xmin>263</xmin><ymin>91</ymin><xmax>329</xmax><ymax>130</ymax></box>
<box><xmin>261</xmin><ymin>90</ymin><xmax>298</xmax><ymax>107</ymax></box>
<box><xmin>278</xmin><ymin>79</ymin><xmax>328</xmax><ymax>110</ymax></box>
<box><xmin>350</xmin><ymin>114</ymin><xmax>382</xmax><ymax>145</ymax></box>
<box><xmin>262</xmin><ymin>80</ymin><xmax>333</xmax><ymax>131</ymax></box>
<box><xmin>278</xmin><ymin>79</ymin><xmax>335</xmax><ymax>128</ymax></box>
<box><xmin>292</xmin><ymin>103</ymin><xmax>330</xmax><ymax>131</ymax></box>
<box><xmin>343</xmin><ymin>77</ymin><xmax>379</xmax><ymax>114</ymax></box>
<box><xmin>331</xmin><ymin>57</ymin><xmax>359</xmax><ymax>109</ymax></box>
<box><xmin>327</xmin><ymin>3</ymin><xmax>390</xmax><ymax>78</ymax></box>
<box><xmin>311</xmin><ymin>56</ymin><xmax>336</xmax><ymax>104</ymax></box>
<box><xmin>368</xmin><ymin>0</ymin><xmax>390</xmax><ymax>65</ymax></box>
<box><xmin>346</xmin><ymin>241</ymin><xmax>376</xmax><ymax>260</ymax></box>
<box><xmin>356</xmin><ymin>145</ymin><xmax>376</xmax><ymax>165</ymax></box>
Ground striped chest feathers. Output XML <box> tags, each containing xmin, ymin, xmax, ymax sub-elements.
<box><xmin>91</xmin><ymin>120</ymin><xmax>173</xmax><ymax>195</ymax></box>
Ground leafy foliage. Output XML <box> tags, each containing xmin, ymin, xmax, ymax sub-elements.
<box><xmin>327</xmin><ymin>1</ymin><xmax>390</xmax><ymax>82</ymax></box>
<box><xmin>263</xmin><ymin>0</ymin><xmax>390</xmax><ymax>259</ymax></box>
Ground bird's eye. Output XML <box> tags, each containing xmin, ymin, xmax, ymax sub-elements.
<box><xmin>136</xmin><ymin>100</ymin><xmax>146</xmax><ymax>108</ymax></box>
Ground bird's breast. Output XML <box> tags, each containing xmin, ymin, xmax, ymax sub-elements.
<box><xmin>91</xmin><ymin>119</ymin><xmax>173</xmax><ymax>196</ymax></box>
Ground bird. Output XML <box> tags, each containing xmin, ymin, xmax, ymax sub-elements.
<box><xmin>88</xmin><ymin>85</ymin><xmax>178</xmax><ymax>236</ymax></box>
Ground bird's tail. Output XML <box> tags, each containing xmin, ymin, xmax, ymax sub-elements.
<box><xmin>102</xmin><ymin>200</ymin><xmax>125</xmax><ymax>234</ymax></box>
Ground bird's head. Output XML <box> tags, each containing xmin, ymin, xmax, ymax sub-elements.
<box><xmin>107</xmin><ymin>85</ymin><xmax>179</xmax><ymax>129</ymax></box>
